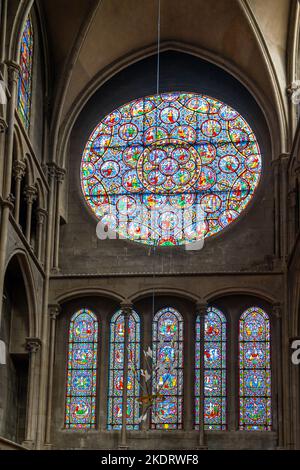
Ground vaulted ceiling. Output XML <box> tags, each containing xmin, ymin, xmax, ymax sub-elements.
<box><xmin>39</xmin><ymin>0</ymin><xmax>294</xmax><ymax>156</ymax></box>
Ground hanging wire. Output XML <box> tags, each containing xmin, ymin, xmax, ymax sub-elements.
<box><xmin>156</xmin><ymin>0</ymin><xmax>161</xmax><ymax>96</ymax></box>
<box><xmin>152</xmin><ymin>0</ymin><xmax>161</xmax><ymax>319</ymax></box>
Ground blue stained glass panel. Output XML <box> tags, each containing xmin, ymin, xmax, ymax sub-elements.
<box><xmin>17</xmin><ymin>16</ymin><xmax>33</xmax><ymax>130</ymax></box>
<box><xmin>195</xmin><ymin>306</ymin><xmax>226</xmax><ymax>430</ymax></box>
<box><xmin>151</xmin><ymin>307</ymin><xmax>184</xmax><ymax>429</ymax></box>
<box><xmin>65</xmin><ymin>309</ymin><xmax>98</xmax><ymax>429</ymax></box>
<box><xmin>239</xmin><ymin>306</ymin><xmax>272</xmax><ymax>430</ymax></box>
<box><xmin>107</xmin><ymin>309</ymin><xmax>140</xmax><ymax>429</ymax></box>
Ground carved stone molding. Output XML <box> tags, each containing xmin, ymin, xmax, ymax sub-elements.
<box><xmin>25</xmin><ymin>337</ymin><xmax>41</xmax><ymax>353</ymax></box>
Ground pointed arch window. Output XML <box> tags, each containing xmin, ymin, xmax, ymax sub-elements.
<box><xmin>195</xmin><ymin>306</ymin><xmax>227</xmax><ymax>430</ymax></box>
<box><xmin>239</xmin><ymin>306</ymin><xmax>272</xmax><ymax>430</ymax></box>
<box><xmin>107</xmin><ymin>309</ymin><xmax>141</xmax><ymax>429</ymax></box>
<box><xmin>151</xmin><ymin>307</ymin><xmax>184</xmax><ymax>429</ymax></box>
<box><xmin>65</xmin><ymin>308</ymin><xmax>98</xmax><ymax>429</ymax></box>
<box><xmin>17</xmin><ymin>15</ymin><xmax>34</xmax><ymax>130</ymax></box>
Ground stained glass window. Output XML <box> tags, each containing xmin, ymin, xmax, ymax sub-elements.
<box><xmin>65</xmin><ymin>308</ymin><xmax>98</xmax><ymax>429</ymax></box>
<box><xmin>195</xmin><ymin>307</ymin><xmax>226</xmax><ymax>430</ymax></box>
<box><xmin>107</xmin><ymin>309</ymin><xmax>140</xmax><ymax>429</ymax></box>
<box><xmin>81</xmin><ymin>92</ymin><xmax>262</xmax><ymax>246</ymax></box>
<box><xmin>151</xmin><ymin>307</ymin><xmax>183</xmax><ymax>429</ymax></box>
<box><xmin>239</xmin><ymin>306</ymin><xmax>272</xmax><ymax>430</ymax></box>
<box><xmin>17</xmin><ymin>15</ymin><xmax>34</xmax><ymax>130</ymax></box>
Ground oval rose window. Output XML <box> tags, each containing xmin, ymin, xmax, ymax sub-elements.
<box><xmin>81</xmin><ymin>92</ymin><xmax>262</xmax><ymax>246</ymax></box>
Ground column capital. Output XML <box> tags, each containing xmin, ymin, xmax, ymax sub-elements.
<box><xmin>272</xmin><ymin>302</ymin><xmax>282</xmax><ymax>319</ymax></box>
<box><xmin>24</xmin><ymin>185</ymin><xmax>37</xmax><ymax>204</ymax></box>
<box><xmin>13</xmin><ymin>160</ymin><xmax>26</xmax><ymax>180</ymax></box>
<box><xmin>36</xmin><ymin>208</ymin><xmax>48</xmax><ymax>224</ymax></box>
<box><xmin>195</xmin><ymin>301</ymin><xmax>208</xmax><ymax>317</ymax></box>
<box><xmin>120</xmin><ymin>299</ymin><xmax>133</xmax><ymax>316</ymax></box>
<box><xmin>294</xmin><ymin>163</ymin><xmax>300</xmax><ymax>176</ymax></box>
<box><xmin>46</xmin><ymin>163</ymin><xmax>57</xmax><ymax>181</ymax></box>
<box><xmin>0</xmin><ymin>117</ymin><xmax>8</xmax><ymax>133</ymax></box>
<box><xmin>25</xmin><ymin>337</ymin><xmax>41</xmax><ymax>353</ymax></box>
<box><xmin>56</xmin><ymin>167</ymin><xmax>66</xmax><ymax>183</ymax></box>
<box><xmin>0</xmin><ymin>196</ymin><xmax>14</xmax><ymax>210</ymax></box>
<box><xmin>5</xmin><ymin>60</ymin><xmax>21</xmax><ymax>82</ymax></box>
<box><xmin>48</xmin><ymin>303</ymin><xmax>61</xmax><ymax>320</ymax></box>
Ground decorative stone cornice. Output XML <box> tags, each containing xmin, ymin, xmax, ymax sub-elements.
<box><xmin>13</xmin><ymin>160</ymin><xmax>26</xmax><ymax>180</ymax></box>
<box><xmin>25</xmin><ymin>337</ymin><xmax>41</xmax><ymax>353</ymax></box>
<box><xmin>48</xmin><ymin>303</ymin><xmax>61</xmax><ymax>320</ymax></box>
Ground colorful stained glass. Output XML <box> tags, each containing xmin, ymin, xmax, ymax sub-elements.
<box><xmin>151</xmin><ymin>307</ymin><xmax>183</xmax><ymax>429</ymax></box>
<box><xmin>17</xmin><ymin>16</ymin><xmax>33</xmax><ymax>130</ymax></box>
<box><xmin>195</xmin><ymin>307</ymin><xmax>226</xmax><ymax>430</ymax></box>
<box><xmin>81</xmin><ymin>92</ymin><xmax>262</xmax><ymax>246</ymax></box>
<box><xmin>107</xmin><ymin>309</ymin><xmax>140</xmax><ymax>429</ymax></box>
<box><xmin>239</xmin><ymin>306</ymin><xmax>272</xmax><ymax>430</ymax></box>
<box><xmin>65</xmin><ymin>309</ymin><xmax>98</xmax><ymax>429</ymax></box>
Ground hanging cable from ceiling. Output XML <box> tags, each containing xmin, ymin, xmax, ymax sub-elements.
<box><xmin>152</xmin><ymin>0</ymin><xmax>161</xmax><ymax>319</ymax></box>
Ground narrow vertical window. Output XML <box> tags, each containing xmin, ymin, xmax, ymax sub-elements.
<box><xmin>239</xmin><ymin>306</ymin><xmax>272</xmax><ymax>430</ymax></box>
<box><xmin>151</xmin><ymin>307</ymin><xmax>183</xmax><ymax>429</ymax></box>
<box><xmin>195</xmin><ymin>307</ymin><xmax>227</xmax><ymax>429</ymax></box>
<box><xmin>107</xmin><ymin>309</ymin><xmax>140</xmax><ymax>429</ymax></box>
<box><xmin>65</xmin><ymin>309</ymin><xmax>98</xmax><ymax>429</ymax></box>
<box><xmin>17</xmin><ymin>15</ymin><xmax>34</xmax><ymax>129</ymax></box>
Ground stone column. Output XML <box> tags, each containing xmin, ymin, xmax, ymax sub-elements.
<box><xmin>24</xmin><ymin>185</ymin><xmax>37</xmax><ymax>243</ymax></box>
<box><xmin>295</xmin><ymin>164</ymin><xmax>300</xmax><ymax>233</ymax></box>
<box><xmin>44</xmin><ymin>304</ymin><xmax>60</xmax><ymax>448</ymax></box>
<box><xmin>272</xmin><ymin>303</ymin><xmax>283</xmax><ymax>448</ymax></box>
<box><xmin>23</xmin><ymin>337</ymin><xmax>42</xmax><ymax>449</ymax></box>
<box><xmin>52</xmin><ymin>167</ymin><xmax>65</xmax><ymax>271</ymax></box>
<box><xmin>119</xmin><ymin>300</ymin><xmax>132</xmax><ymax>449</ymax></box>
<box><xmin>195</xmin><ymin>301</ymin><xmax>208</xmax><ymax>449</ymax></box>
<box><xmin>140</xmin><ymin>304</ymin><xmax>151</xmax><ymax>431</ymax></box>
<box><xmin>184</xmin><ymin>309</ymin><xmax>193</xmax><ymax>430</ymax></box>
<box><xmin>272</xmin><ymin>158</ymin><xmax>281</xmax><ymax>259</ymax></box>
<box><xmin>13</xmin><ymin>160</ymin><xmax>26</xmax><ymax>224</ymax></box>
<box><xmin>36</xmin><ymin>163</ymin><xmax>57</xmax><ymax>449</ymax></box>
<box><xmin>279</xmin><ymin>154</ymin><xmax>289</xmax><ymax>260</ymax></box>
<box><xmin>0</xmin><ymin>62</ymin><xmax>20</xmax><ymax>329</ymax></box>
<box><xmin>36</xmin><ymin>208</ymin><xmax>47</xmax><ymax>263</ymax></box>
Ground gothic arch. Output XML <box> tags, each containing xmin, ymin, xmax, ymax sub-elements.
<box><xmin>54</xmin><ymin>287</ymin><xmax>125</xmax><ymax>306</ymax></box>
<box><xmin>205</xmin><ymin>287</ymin><xmax>279</xmax><ymax>305</ymax></box>
<box><xmin>56</xmin><ymin>40</ymin><xmax>282</xmax><ymax>170</ymax></box>
<box><xmin>4</xmin><ymin>250</ymin><xmax>38</xmax><ymax>338</ymax></box>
